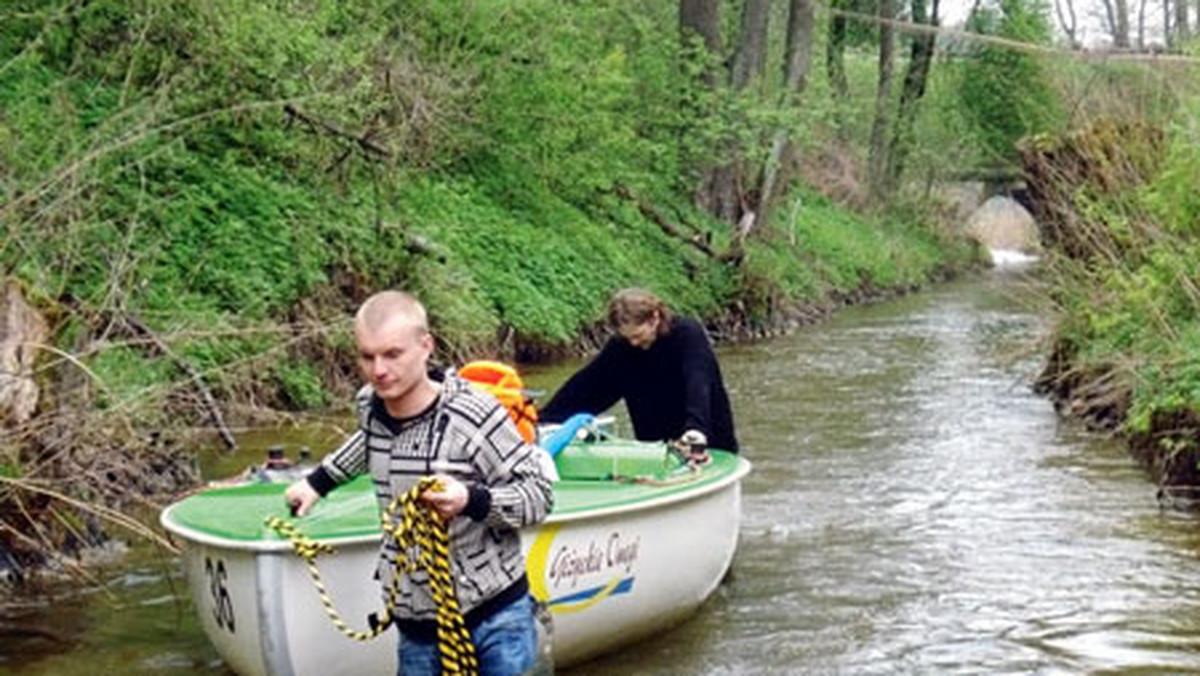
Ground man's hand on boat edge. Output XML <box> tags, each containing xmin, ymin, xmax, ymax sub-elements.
<box><xmin>285</xmin><ymin>480</ymin><xmax>321</xmax><ymax>517</ymax></box>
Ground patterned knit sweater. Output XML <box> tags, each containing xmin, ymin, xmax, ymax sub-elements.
<box><xmin>305</xmin><ymin>369</ymin><xmax>553</xmax><ymax>632</ymax></box>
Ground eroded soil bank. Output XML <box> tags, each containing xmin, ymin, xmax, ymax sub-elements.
<box><xmin>1037</xmin><ymin>346</ymin><xmax>1200</xmax><ymax>499</ymax></box>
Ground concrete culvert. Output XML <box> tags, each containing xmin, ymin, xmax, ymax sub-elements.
<box><xmin>966</xmin><ymin>196</ymin><xmax>1041</xmax><ymax>264</ymax></box>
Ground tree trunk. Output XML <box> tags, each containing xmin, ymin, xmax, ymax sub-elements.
<box><xmin>781</xmin><ymin>0</ymin><xmax>816</xmax><ymax>93</ymax></box>
<box><xmin>867</xmin><ymin>0</ymin><xmax>896</xmax><ymax>203</ymax></box>
<box><xmin>1114</xmin><ymin>0</ymin><xmax>1131</xmax><ymax>46</ymax></box>
<box><xmin>826</xmin><ymin>0</ymin><xmax>851</xmax><ymax>101</ymax></box>
<box><xmin>1101</xmin><ymin>0</ymin><xmax>1118</xmax><ymax>41</ymax></box>
<box><xmin>680</xmin><ymin>0</ymin><xmax>723</xmax><ymax>87</ymax></box>
<box><xmin>707</xmin><ymin>0</ymin><xmax>773</xmax><ymax>224</ymax></box>
<box><xmin>680</xmin><ymin>0</ymin><xmax>723</xmax><ymax>217</ymax></box>
<box><xmin>1175</xmin><ymin>0</ymin><xmax>1190</xmax><ymax>42</ymax></box>
<box><xmin>1100</xmin><ymin>0</ymin><xmax>1130</xmax><ymax>47</ymax></box>
<box><xmin>1054</xmin><ymin>0</ymin><xmax>1079</xmax><ymax>48</ymax></box>
<box><xmin>884</xmin><ymin>0</ymin><xmax>939</xmax><ymax>193</ymax></box>
<box><xmin>1165</xmin><ymin>0</ymin><xmax>1172</xmax><ymax>48</ymax></box>
<box><xmin>754</xmin><ymin>0</ymin><xmax>815</xmax><ymax>234</ymax></box>
<box><xmin>731</xmin><ymin>0</ymin><xmax>772</xmax><ymax>90</ymax></box>
<box><xmin>1137</xmin><ymin>0</ymin><xmax>1147</xmax><ymax>49</ymax></box>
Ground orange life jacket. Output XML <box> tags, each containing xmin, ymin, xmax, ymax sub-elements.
<box><xmin>458</xmin><ymin>360</ymin><xmax>538</xmax><ymax>444</ymax></box>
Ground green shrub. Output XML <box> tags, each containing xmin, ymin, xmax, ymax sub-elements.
<box><xmin>274</xmin><ymin>360</ymin><xmax>328</xmax><ymax>410</ymax></box>
<box><xmin>959</xmin><ymin>0</ymin><xmax>1063</xmax><ymax>162</ymax></box>
<box><xmin>1</xmin><ymin>0</ymin><xmax>973</xmax><ymax>422</ymax></box>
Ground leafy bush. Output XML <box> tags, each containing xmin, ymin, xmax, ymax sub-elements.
<box><xmin>1144</xmin><ymin>97</ymin><xmax>1200</xmax><ymax>233</ymax></box>
<box><xmin>1044</xmin><ymin>106</ymin><xmax>1200</xmax><ymax>433</ymax></box>
<box><xmin>959</xmin><ymin>0</ymin><xmax>1063</xmax><ymax>163</ymax></box>
<box><xmin>1</xmin><ymin>0</ymin><xmax>973</xmax><ymax>420</ymax></box>
<box><xmin>274</xmin><ymin>361</ymin><xmax>328</xmax><ymax>411</ymax></box>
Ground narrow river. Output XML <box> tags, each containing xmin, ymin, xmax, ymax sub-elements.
<box><xmin>563</xmin><ymin>262</ymin><xmax>1200</xmax><ymax>676</ymax></box>
<box><xmin>6</xmin><ymin>262</ymin><xmax>1200</xmax><ymax>675</ymax></box>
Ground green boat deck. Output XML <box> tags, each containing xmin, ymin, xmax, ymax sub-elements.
<box><xmin>164</xmin><ymin>441</ymin><xmax>742</xmax><ymax>544</ymax></box>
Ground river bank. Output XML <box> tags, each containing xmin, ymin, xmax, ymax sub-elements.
<box><xmin>1021</xmin><ymin>115</ymin><xmax>1200</xmax><ymax>501</ymax></box>
<box><xmin>1036</xmin><ymin>344</ymin><xmax>1200</xmax><ymax>501</ymax></box>
<box><xmin>14</xmin><ymin>266</ymin><xmax>1200</xmax><ymax>676</ymax></box>
<box><xmin>2</xmin><ymin>0</ymin><xmax>990</xmax><ymax>583</ymax></box>
<box><xmin>0</xmin><ymin>155</ymin><xmax>981</xmax><ymax>584</ymax></box>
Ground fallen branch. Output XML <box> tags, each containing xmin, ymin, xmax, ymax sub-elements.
<box><xmin>122</xmin><ymin>314</ymin><xmax>237</xmax><ymax>451</ymax></box>
<box><xmin>283</xmin><ymin>104</ymin><xmax>391</xmax><ymax>159</ymax></box>
<box><xmin>0</xmin><ymin>475</ymin><xmax>180</xmax><ymax>555</ymax></box>
<box><xmin>611</xmin><ymin>183</ymin><xmax>722</xmax><ymax>259</ymax></box>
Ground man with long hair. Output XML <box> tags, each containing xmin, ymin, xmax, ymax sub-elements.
<box><xmin>540</xmin><ymin>288</ymin><xmax>739</xmax><ymax>453</ymax></box>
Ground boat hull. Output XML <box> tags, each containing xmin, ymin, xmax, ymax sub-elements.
<box><xmin>167</xmin><ymin>459</ymin><xmax>748</xmax><ymax>675</ymax></box>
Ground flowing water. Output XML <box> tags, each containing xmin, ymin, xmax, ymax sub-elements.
<box><xmin>7</xmin><ymin>262</ymin><xmax>1200</xmax><ymax>675</ymax></box>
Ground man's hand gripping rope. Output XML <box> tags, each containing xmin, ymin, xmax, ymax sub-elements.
<box><xmin>267</xmin><ymin>477</ymin><xmax>480</xmax><ymax>675</ymax></box>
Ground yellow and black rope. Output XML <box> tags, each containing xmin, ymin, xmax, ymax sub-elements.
<box><xmin>264</xmin><ymin>476</ymin><xmax>479</xmax><ymax>675</ymax></box>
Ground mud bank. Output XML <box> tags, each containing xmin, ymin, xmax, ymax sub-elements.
<box><xmin>1036</xmin><ymin>340</ymin><xmax>1200</xmax><ymax>498</ymax></box>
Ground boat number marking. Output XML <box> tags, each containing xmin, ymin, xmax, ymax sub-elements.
<box><xmin>204</xmin><ymin>556</ymin><xmax>236</xmax><ymax>634</ymax></box>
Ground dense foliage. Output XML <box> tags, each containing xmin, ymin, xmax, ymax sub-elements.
<box><xmin>3</xmin><ymin>0</ymin><xmax>1198</xmax><ymax>575</ymax></box>
<box><xmin>960</xmin><ymin>0</ymin><xmax>1063</xmax><ymax>165</ymax></box>
<box><xmin>0</xmin><ymin>0</ymin><xmax>971</xmax><ymax>435</ymax></box>
<box><xmin>1029</xmin><ymin>97</ymin><xmax>1200</xmax><ymax>449</ymax></box>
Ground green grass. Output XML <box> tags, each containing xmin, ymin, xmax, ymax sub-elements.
<box><xmin>1045</xmin><ymin>99</ymin><xmax>1200</xmax><ymax>433</ymax></box>
<box><xmin>0</xmin><ymin>0</ymin><xmax>976</xmax><ymax>420</ymax></box>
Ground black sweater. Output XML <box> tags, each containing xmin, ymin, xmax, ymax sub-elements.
<box><xmin>540</xmin><ymin>317</ymin><xmax>738</xmax><ymax>453</ymax></box>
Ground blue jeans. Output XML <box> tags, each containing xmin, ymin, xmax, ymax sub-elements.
<box><xmin>398</xmin><ymin>595</ymin><xmax>539</xmax><ymax>676</ymax></box>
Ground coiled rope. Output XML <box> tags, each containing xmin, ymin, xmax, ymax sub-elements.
<box><xmin>264</xmin><ymin>476</ymin><xmax>479</xmax><ymax>675</ymax></box>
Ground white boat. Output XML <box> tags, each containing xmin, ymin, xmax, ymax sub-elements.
<box><xmin>160</xmin><ymin>437</ymin><xmax>750</xmax><ymax>675</ymax></box>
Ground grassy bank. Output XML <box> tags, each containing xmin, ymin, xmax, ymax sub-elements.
<box><xmin>1</xmin><ymin>1</ymin><xmax>974</xmax><ymax>429</ymax></box>
<box><xmin>1027</xmin><ymin>96</ymin><xmax>1200</xmax><ymax>491</ymax></box>
<box><xmin>0</xmin><ymin>0</ymin><xmax>985</xmax><ymax>573</ymax></box>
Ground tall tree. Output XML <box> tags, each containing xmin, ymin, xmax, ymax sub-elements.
<box><xmin>884</xmin><ymin>0</ymin><xmax>940</xmax><ymax>193</ymax></box>
<box><xmin>1175</xmin><ymin>0</ymin><xmax>1190</xmax><ymax>43</ymax></box>
<box><xmin>1109</xmin><ymin>0</ymin><xmax>1132</xmax><ymax>46</ymax></box>
<box><xmin>960</xmin><ymin>0</ymin><xmax>1060</xmax><ymax>162</ymax></box>
<box><xmin>1164</xmin><ymin>0</ymin><xmax>1172</xmax><ymax>48</ymax></box>
<box><xmin>731</xmin><ymin>0</ymin><xmax>773</xmax><ymax>90</ymax></box>
<box><xmin>680</xmin><ymin>0</ymin><xmax>724</xmax><ymax>219</ymax></box>
<box><xmin>782</xmin><ymin>0</ymin><xmax>817</xmax><ymax>100</ymax></box>
<box><xmin>867</xmin><ymin>0</ymin><xmax>897</xmax><ymax>202</ymax></box>
<box><xmin>1137</xmin><ymin>0</ymin><xmax>1147</xmax><ymax>49</ymax></box>
<box><xmin>1054</xmin><ymin>0</ymin><xmax>1080</xmax><ymax>47</ymax></box>
<box><xmin>754</xmin><ymin>0</ymin><xmax>815</xmax><ymax>234</ymax></box>
<box><xmin>1100</xmin><ymin>0</ymin><xmax>1132</xmax><ymax>46</ymax></box>
<box><xmin>704</xmin><ymin>0</ymin><xmax>773</xmax><ymax>224</ymax></box>
<box><xmin>827</xmin><ymin>0</ymin><xmax>852</xmax><ymax>101</ymax></box>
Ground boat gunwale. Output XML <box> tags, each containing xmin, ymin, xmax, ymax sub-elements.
<box><xmin>161</xmin><ymin>457</ymin><xmax>751</xmax><ymax>552</ymax></box>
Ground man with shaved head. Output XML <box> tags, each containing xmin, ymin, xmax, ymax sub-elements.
<box><xmin>286</xmin><ymin>290</ymin><xmax>553</xmax><ymax>676</ymax></box>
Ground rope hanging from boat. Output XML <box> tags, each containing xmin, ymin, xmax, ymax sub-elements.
<box><xmin>261</xmin><ymin>516</ymin><xmax>383</xmax><ymax>640</ymax></box>
<box><xmin>264</xmin><ymin>476</ymin><xmax>479</xmax><ymax>676</ymax></box>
